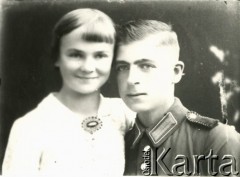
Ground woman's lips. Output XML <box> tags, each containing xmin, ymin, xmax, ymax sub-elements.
<box><xmin>76</xmin><ymin>76</ymin><xmax>98</xmax><ymax>79</ymax></box>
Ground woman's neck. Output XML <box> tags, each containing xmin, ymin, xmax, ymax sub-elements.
<box><xmin>56</xmin><ymin>87</ymin><xmax>101</xmax><ymax>117</ymax></box>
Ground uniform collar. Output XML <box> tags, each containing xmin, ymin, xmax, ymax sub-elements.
<box><xmin>131</xmin><ymin>97</ymin><xmax>188</xmax><ymax>148</ymax></box>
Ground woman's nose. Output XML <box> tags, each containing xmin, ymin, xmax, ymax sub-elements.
<box><xmin>80</xmin><ymin>58</ymin><xmax>95</xmax><ymax>73</ymax></box>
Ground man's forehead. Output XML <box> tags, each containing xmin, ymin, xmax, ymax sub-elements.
<box><xmin>117</xmin><ymin>43</ymin><xmax>176</xmax><ymax>60</ymax></box>
<box><xmin>116</xmin><ymin>40</ymin><xmax>157</xmax><ymax>59</ymax></box>
<box><xmin>119</xmin><ymin>35</ymin><xmax>159</xmax><ymax>48</ymax></box>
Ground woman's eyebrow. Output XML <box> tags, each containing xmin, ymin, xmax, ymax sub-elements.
<box><xmin>94</xmin><ymin>50</ymin><xmax>111</xmax><ymax>54</ymax></box>
<box><xmin>66</xmin><ymin>48</ymin><xmax>84</xmax><ymax>53</ymax></box>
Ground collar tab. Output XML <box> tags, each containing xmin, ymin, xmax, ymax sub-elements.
<box><xmin>130</xmin><ymin>97</ymin><xmax>188</xmax><ymax>148</ymax></box>
<box><xmin>146</xmin><ymin>112</ymin><xmax>178</xmax><ymax>147</ymax></box>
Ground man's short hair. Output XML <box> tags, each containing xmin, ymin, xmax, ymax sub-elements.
<box><xmin>116</xmin><ymin>20</ymin><xmax>180</xmax><ymax>58</ymax></box>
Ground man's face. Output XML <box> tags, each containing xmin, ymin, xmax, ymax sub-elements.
<box><xmin>116</xmin><ymin>36</ymin><xmax>181</xmax><ymax>113</ymax></box>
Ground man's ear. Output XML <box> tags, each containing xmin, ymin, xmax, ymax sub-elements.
<box><xmin>173</xmin><ymin>61</ymin><xmax>185</xmax><ymax>84</ymax></box>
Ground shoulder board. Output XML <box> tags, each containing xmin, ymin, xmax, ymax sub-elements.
<box><xmin>186</xmin><ymin>111</ymin><xmax>219</xmax><ymax>128</ymax></box>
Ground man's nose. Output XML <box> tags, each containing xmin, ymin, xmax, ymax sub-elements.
<box><xmin>127</xmin><ymin>67</ymin><xmax>140</xmax><ymax>85</ymax></box>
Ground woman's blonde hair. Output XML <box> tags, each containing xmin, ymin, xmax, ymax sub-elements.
<box><xmin>51</xmin><ymin>8</ymin><xmax>116</xmax><ymax>62</ymax></box>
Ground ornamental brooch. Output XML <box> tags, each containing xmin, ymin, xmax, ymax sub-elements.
<box><xmin>81</xmin><ymin>116</ymin><xmax>103</xmax><ymax>134</ymax></box>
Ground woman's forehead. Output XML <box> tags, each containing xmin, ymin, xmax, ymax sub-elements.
<box><xmin>61</xmin><ymin>25</ymin><xmax>115</xmax><ymax>44</ymax></box>
<box><xmin>60</xmin><ymin>35</ymin><xmax>114</xmax><ymax>53</ymax></box>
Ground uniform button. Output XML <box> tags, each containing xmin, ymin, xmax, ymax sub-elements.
<box><xmin>141</xmin><ymin>163</ymin><xmax>147</xmax><ymax>170</ymax></box>
<box><xmin>188</xmin><ymin>112</ymin><xmax>197</xmax><ymax>119</ymax></box>
<box><xmin>143</xmin><ymin>145</ymin><xmax>151</xmax><ymax>151</ymax></box>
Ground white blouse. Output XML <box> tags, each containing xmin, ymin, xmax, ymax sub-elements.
<box><xmin>2</xmin><ymin>93</ymin><xmax>135</xmax><ymax>177</ymax></box>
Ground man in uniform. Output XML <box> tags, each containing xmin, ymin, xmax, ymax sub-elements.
<box><xmin>115</xmin><ymin>20</ymin><xmax>240</xmax><ymax>176</ymax></box>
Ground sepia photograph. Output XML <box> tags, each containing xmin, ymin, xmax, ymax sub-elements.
<box><xmin>0</xmin><ymin>0</ymin><xmax>239</xmax><ymax>176</ymax></box>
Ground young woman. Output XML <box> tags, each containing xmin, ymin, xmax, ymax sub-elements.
<box><xmin>2</xmin><ymin>8</ymin><xmax>134</xmax><ymax>176</ymax></box>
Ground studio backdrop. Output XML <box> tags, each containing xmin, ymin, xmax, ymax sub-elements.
<box><xmin>0</xmin><ymin>0</ymin><xmax>239</xmax><ymax>171</ymax></box>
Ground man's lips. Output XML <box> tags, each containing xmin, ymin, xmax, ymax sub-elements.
<box><xmin>127</xmin><ymin>93</ymin><xmax>147</xmax><ymax>97</ymax></box>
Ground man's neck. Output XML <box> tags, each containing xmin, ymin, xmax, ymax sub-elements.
<box><xmin>138</xmin><ymin>97</ymin><xmax>175</xmax><ymax>128</ymax></box>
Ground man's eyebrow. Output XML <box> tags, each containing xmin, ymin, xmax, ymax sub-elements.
<box><xmin>115</xmin><ymin>60</ymin><xmax>129</xmax><ymax>65</ymax></box>
<box><xmin>116</xmin><ymin>59</ymin><xmax>154</xmax><ymax>65</ymax></box>
<box><xmin>134</xmin><ymin>59</ymin><xmax>153</xmax><ymax>64</ymax></box>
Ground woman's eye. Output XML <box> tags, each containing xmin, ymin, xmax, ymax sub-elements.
<box><xmin>68</xmin><ymin>53</ymin><xmax>84</xmax><ymax>58</ymax></box>
<box><xmin>116</xmin><ymin>65</ymin><xmax>129</xmax><ymax>72</ymax></box>
<box><xmin>95</xmin><ymin>53</ymin><xmax>108</xmax><ymax>59</ymax></box>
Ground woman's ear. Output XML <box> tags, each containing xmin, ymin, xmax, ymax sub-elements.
<box><xmin>173</xmin><ymin>61</ymin><xmax>185</xmax><ymax>84</ymax></box>
<box><xmin>54</xmin><ymin>60</ymin><xmax>59</xmax><ymax>67</ymax></box>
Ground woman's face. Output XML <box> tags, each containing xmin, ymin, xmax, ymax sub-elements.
<box><xmin>56</xmin><ymin>28</ymin><xmax>114</xmax><ymax>95</ymax></box>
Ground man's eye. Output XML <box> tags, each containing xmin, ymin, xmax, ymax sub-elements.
<box><xmin>139</xmin><ymin>64</ymin><xmax>156</xmax><ymax>70</ymax></box>
<box><xmin>116</xmin><ymin>65</ymin><xmax>129</xmax><ymax>72</ymax></box>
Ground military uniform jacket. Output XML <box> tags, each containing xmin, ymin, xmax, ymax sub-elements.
<box><xmin>124</xmin><ymin>98</ymin><xmax>240</xmax><ymax>176</ymax></box>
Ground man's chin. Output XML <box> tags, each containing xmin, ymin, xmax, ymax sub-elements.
<box><xmin>125</xmin><ymin>102</ymin><xmax>149</xmax><ymax>113</ymax></box>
